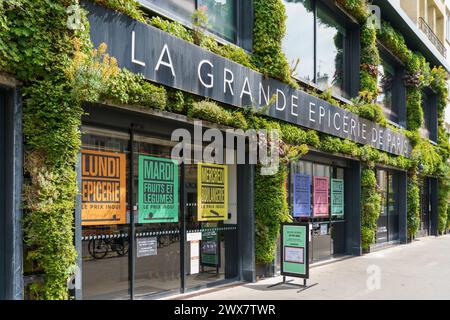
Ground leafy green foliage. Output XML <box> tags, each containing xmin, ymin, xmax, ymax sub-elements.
<box><xmin>336</xmin><ymin>0</ymin><xmax>369</xmax><ymax>23</ymax></box>
<box><xmin>407</xmin><ymin>173</ymin><xmax>420</xmax><ymax>239</ymax></box>
<box><xmin>252</xmin><ymin>0</ymin><xmax>296</xmax><ymax>86</ymax></box>
<box><xmin>103</xmin><ymin>69</ymin><xmax>167</xmax><ymax>110</ymax></box>
<box><xmin>150</xmin><ymin>16</ymin><xmax>194</xmax><ymax>42</ymax></box>
<box><xmin>92</xmin><ymin>0</ymin><xmax>146</xmax><ymax>22</ymax></box>
<box><xmin>438</xmin><ymin>176</ymin><xmax>450</xmax><ymax>234</ymax></box>
<box><xmin>359</xmin><ymin>24</ymin><xmax>379</xmax><ymax>102</ymax></box>
<box><xmin>0</xmin><ymin>0</ymin><xmax>86</xmax><ymax>299</ymax></box>
<box><xmin>406</xmin><ymin>87</ymin><xmax>423</xmax><ymax>131</ymax></box>
<box><xmin>255</xmin><ymin>166</ymin><xmax>291</xmax><ymax>263</ymax></box>
<box><xmin>361</xmin><ymin>168</ymin><xmax>381</xmax><ymax>250</ymax></box>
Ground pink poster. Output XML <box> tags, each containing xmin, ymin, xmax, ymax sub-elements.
<box><xmin>313</xmin><ymin>176</ymin><xmax>329</xmax><ymax>217</ymax></box>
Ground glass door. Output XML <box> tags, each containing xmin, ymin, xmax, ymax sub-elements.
<box><xmin>81</xmin><ymin>127</ymin><xmax>131</xmax><ymax>300</ymax></box>
<box><xmin>419</xmin><ymin>177</ymin><xmax>431</xmax><ymax>237</ymax></box>
<box><xmin>376</xmin><ymin>170</ymin><xmax>389</xmax><ymax>244</ymax></box>
<box><xmin>376</xmin><ymin>169</ymin><xmax>400</xmax><ymax>244</ymax></box>
<box><xmin>183</xmin><ymin>159</ymin><xmax>239</xmax><ymax>291</ymax></box>
<box><xmin>133</xmin><ymin>134</ymin><xmax>181</xmax><ymax>297</ymax></box>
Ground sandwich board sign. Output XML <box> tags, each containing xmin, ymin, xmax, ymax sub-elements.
<box><xmin>281</xmin><ymin>222</ymin><xmax>309</xmax><ymax>279</ymax></box>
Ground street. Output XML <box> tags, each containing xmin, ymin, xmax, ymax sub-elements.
<box><xmin>188</xmin><ymin>235</ymin><xmax>450</xmax><ymax>300</ymax></box>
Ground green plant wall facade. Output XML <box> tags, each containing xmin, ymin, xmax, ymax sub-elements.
<box><xmin>360</xmin><ymin>168</ymin><xmax>381</xmax><ymax>250</ymax></box>
<box><xmin>1</xmin><ymin>0</ymin><xmax>450</xmax><ymax>298</ymax></box>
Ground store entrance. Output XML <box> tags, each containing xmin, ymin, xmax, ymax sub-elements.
<box><xmin>418</xmin><ymin>177</ymin><xmax>431</xmax><ymax>237</ymax></box>
<box><xmin>80</xmin><ymin>125</ymin><xmax>239</xmax><ymax>299</ymax></box>
<box><xmin>375</xmin><ymin>169</ymin><xmax>399</xmax><ymax>244</ymax></box>
<box><xmin>289</xmin><ymin>160</ymin><xmax>347</xmax><ymax>263</ymax></box>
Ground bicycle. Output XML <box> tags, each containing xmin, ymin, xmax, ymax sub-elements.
<box><xmin>88</xmin><ymin>236</ymin><xmax>129</xmax><ymax>259</ymax></box>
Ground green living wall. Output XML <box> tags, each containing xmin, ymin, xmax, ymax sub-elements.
<box><xmin>1</xmin><ymin>0</ymin><xmax>450</xmax><ymax>298</ymax></box>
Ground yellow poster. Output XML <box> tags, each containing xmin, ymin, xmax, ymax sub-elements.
<box><xmin>197</xmin><ymin>163</ymin><xmax>228</xmax><ymax>221</ymax></box>
<box><xmin>81</xmin><ymin>149</ymin><xmax>126</xmax><ymax>226</ymax></box>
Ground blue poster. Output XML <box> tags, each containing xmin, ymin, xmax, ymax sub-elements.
<box><xmin>293</xmin><ymin>174</ymin><xmax>311</xmax><ymax>217</ymax></box>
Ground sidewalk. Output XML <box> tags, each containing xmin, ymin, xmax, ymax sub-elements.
<box><xmin>187</xmin><ymin>235</ymin><xmax>450</xmax><ymax>300</ymax></box>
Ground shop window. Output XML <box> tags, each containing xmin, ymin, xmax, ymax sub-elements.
<box><xmin>282</xmin><ymin>0</ymin><xmax>355</xmax><ymax>98</ymax></box>
<box><xmin>446</xmin><ymin>11</ymin><xmax>450</xmax><ymax>43</ymax></box>
<box><xmin>421</xmin><ymin>88</ymin><xmax>438</xmax><ymax>142</ymax></box>
<box><xmin>316</xmin><ymin>5</ymin><xmax>346</xmax><ymax>96</ymax></box>
<box><xmin>376</xmin><ymin>49</ymin><xmax>406</xmax><ymax>126</ymax></box>
<box><xmin>288</xmin><ymin>160</ymin><xmax>346</xmax><ymax>263</ymax></box>
<box><xmin>282</xmin><ymin>0</ymin><xmax>315</xmax><ymax>82</ymax></box>
<box><xmin>140</xmin><ymin>0</ymin><xmax>237</xmax><ymax>43</ymax></box>
<box><xmin>377</xmin><ymin>59</ymin><xmax>395</xmax><ymax>120</ymax></box>
<box><xmin>79</xmin><ymin>125</ymin><xmax>239</xmax><ymax>299</ymax></box>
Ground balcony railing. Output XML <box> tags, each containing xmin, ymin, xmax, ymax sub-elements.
<box><xmin>418</xmin><ymin>17</ymin><xmax>447</xmax><ymax>58</ymax></box>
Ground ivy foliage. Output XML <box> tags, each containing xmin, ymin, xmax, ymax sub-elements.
<box><xmin>407</xmin><ymin>173</ymin><xmax>420</xmax><ymax>239</ymax></box>
<box><xmin>0</xmin><ymin>0</ymin><xmax>87</xmax><ymax>299</ymax></box>
<box><xmin>360</xmin><ymin>168</ymin><xmax>381</xmax><ymax>250</ymax></box>
<box><xmin>252</xmin><ymin>0</ymin><xmax>296</xmax><ymax>87</ymax></box>
<box><xmin>255</xmin><ymin>166</ymin><xmax>291</xmax><ymax>264</ymax></box>
<box><xmin>359</xmin><ymin>24</ymin><xmax>380</xmax><ymax>103</ymax></box>
<box><xmin>92</xmin><ymin>0</ymin><xmax>146</xmax><ymax>22</ymax></box>
<box><xmin>336</xmin><ymin>0</ymin><xmax>369</xmax><ymax>23</ymax></box>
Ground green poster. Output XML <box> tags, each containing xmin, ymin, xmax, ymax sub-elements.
<box><xmin>331</xmin><ymin>179</ymin><xmax>344</xmax><ymax>217</ymax></box>
<box><xmin>282</xmin><ymin>224</ymin><xmax>307</xmax><ymax>276</ymax></box>
<box><xmin>138</xmin><ymin>156</ymin><xmax>179</xmax><ymax>223</ymax></box>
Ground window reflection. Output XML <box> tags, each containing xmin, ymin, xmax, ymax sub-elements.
<box><xmin>199</xmin><ymin>0</ymin><xmax>235</xmax><ymax>41</ymax></box>
<box><xmin>377</xmin><ymin>60</ymin><xmax>395</xmax><ymax>120</ymax></box>
<box><xmin>143</xmin><ymin>0</ymin><xmax>235</xmax><ymax>42</ymax></box>
<box><xmin>282</xmin><ymin>1</ymin><xmax>348</xmax><ymax>97</ymax></box>
<box><xmin>144</xmin><ymin>0</ymin><xmax>196</xmax><ymax>24</ymax></box>
<box><xmin>316</xmin><ymin>6</ymin><xmax>346</xmax><ymax>97</ymax></box>
<box><xmin>282</xmin><ymin>0</ymin><xmax>315</xmax><ymax>82</ymax></box>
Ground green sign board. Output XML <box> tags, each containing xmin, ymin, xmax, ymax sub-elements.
<box><xmin>201</xmin><ymin>228</ymin><xmax>219</xmax><ymax>266</ymax></box>
<box><xmin>281</xmin><ymin>223</ymin><xmax>309</xmax><ymax>278</ymax></box>
<box><xmin>331</xmin><ymin>179</ymin><xmax>344</xmax><ymax>217</ymax></box>
<box><xmin>138</xmin><ymin>156</ymin><xmax>179</xmax><ymax>223</ymax></box>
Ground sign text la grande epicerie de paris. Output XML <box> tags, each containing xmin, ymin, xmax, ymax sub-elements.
<box><xmin>86</xmin><ymin>2</ymin><xmax>411</xmax><ymax>157</ymax></box>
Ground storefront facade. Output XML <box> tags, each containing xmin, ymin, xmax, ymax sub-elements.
<box><xmin>1</xmin><ymin>0</ymin><xmax>449</xmax><ymax>300</ymax></box>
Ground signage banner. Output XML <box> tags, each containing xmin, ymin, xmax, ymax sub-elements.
<box><xmin>293</xmin><ymin>174</ymin><xmax>311</xmax><ymax>217</ymax></box>
<box><xmin>331</xmin><ymin>179</ymin><xmax>344</xmax><ymax>217</ymax></box>
<box><xmin>197</xmin><ymin>163</ymin><xmax>228</xmax><ymax>221</ymax></box>
<box><xmin>281</xmin><ymin>223</ymin><xmax>309</xmax><ymax>278</ymax></box>
<box><xmin>85</xmin><ymin>1</ymin><xmax>411</xmax><ymax>157</ymax></box>
<box><xmin>313</xmin><ymin>176</ymin><xmax>329</xmax><ymax>217</ymax></box>
<box><xmin>81</xmin><ymin>149</ymin><xmax>126</xmax><ymax>226</ymax></box>
<box><xmin>138</xmin><ymin>156</ymin><xmax>179</xmax><ymax>223</ymax></box>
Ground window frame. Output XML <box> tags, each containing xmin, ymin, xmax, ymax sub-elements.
<box><xmin>376</xmin><ymin>44</ymin><xmax>407</xmax><ymax>127</ymax></box>
<box><xmin>282</xmin><ymin>0</ymin><xmax>360</xmax><ymax>100</ymax></box>
<box><xmin>137</xmin><ymin>0</ymin><xmax>253</xmax><ymax>51</ymax></box>
<box><xmin>421</xmin><ymin>87</ymin><xmax>438</xmax><ymax>143</ymax></box>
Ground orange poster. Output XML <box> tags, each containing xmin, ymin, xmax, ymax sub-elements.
<box><xmin>81</xmin><ymin>150</ymin><xmax>126</xmax><ymax>225</ymax></box>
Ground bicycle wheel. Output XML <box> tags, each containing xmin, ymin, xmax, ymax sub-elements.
<box><xmin>88</xmin><ymin>238</ymin><xmax>109</xmax><ymax>259</ymax></box>
<box><xmin>112</xmin><ymin>238</ymin><xmax>129</xmax><ymax>256</ymax></box>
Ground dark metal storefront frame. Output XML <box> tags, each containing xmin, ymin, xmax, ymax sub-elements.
<box><xmin>372</xmin><ymin>167</ymin><xmax>408</xmax><ymax>248</ymax></box>
<box><xmin>276</xmin><ymin>150</ymin><xmax>362</xmax><ymax>274</ymax></box>
<box><xmin>75</xmin><ymin>102</ymin><xmax>255</xmax><ymax>300</ymax></box>
<box><xmin>0</xmin><ymin>81</ymin><xmax>23</xmax><ymax>300</ymax></box>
